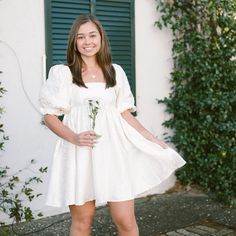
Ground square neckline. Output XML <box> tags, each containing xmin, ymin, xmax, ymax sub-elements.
<box><xmin>85</xmin><ymin>82</ymin><xmax>106</xmax><ymax>84</ymax></box>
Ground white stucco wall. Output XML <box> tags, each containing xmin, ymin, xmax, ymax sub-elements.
<box><xmin>135</xmin><ymin>1</ymin><xmax>175</xmax><ymax>195</ymax></box>
<box><xmin>0</xmin><ymin>0</ymin><xmax>174</xmax><ymax>222</ymax></box>
<box><xmin>0</xmin><ymin>0</ymin><xmax>68</xmax><ymax>222</ymax></box>
<box><xmin>136</xmin><ymin>0</ymin><xmax>173</xmax><ymax>137</ymax></box>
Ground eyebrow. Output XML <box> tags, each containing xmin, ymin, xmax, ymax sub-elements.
<box><xmin>77</xmin><ymin>31</ymin><xmax>98</xmax><ymax>35</ymax></box>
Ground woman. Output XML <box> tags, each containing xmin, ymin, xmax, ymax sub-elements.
<box><xmin>39</xmin><ymin>14</ymin><xmax>186</xmax><ymax>236</ymax></box>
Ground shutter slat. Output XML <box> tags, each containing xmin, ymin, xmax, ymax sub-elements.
<box><xmin>95</xmin><ymin>0</ymin><xmax>132</xmax><ymax>7</ymax></box>
<box><xmin>52</xmin><ymin>39</ymin><xmax>68</xmax><ymax>44</ymax></box>
<box><xmin>97</xmin><ymin>15</ymin><xmax>130</xmax><ymax>22</ymax></box>
<box><xmin>52</xmin><ymin>0</ymin><xmax>90</xmax><ymax>4</ymax></box>
<box><xmin>52</xmin><ymin>8</ymin><xmax>88</xmax><ymax>14</ymax></box>
<box><xmin>51</xmin><ymin>24</ymin><xmax>71</xmax><ymax>29</ymax></box>
<box><xmin>52</xmin><ymin>2</ymin><xmax>90</xmax><ymax>9</ymax></box>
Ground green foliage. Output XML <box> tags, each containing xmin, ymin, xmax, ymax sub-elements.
<box><xmin>155</xmin><ymin>0</ymin><xmax>236</xmax><ymax>206</ymax></box>
<box><xmin>0</xmin><ymin>160</ymin><xmax>48</xmax><ymax>224</ymax></box>
<box><xmin>0</xmin><ymin>71</ymin><xmax>48</xmax><ymax>226</ymax></box>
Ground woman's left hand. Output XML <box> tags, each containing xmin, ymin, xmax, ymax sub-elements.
<box><xmin>121</xmin><ymin>110</ymin><xmax>169</xmax><ymax>149</ymax></box>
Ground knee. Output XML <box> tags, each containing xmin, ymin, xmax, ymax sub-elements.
<box><xmin>114</xmin><ymin>217</ymin><xmax>137</xmax><ymax>232</ymax></box>
<box><xmin>71</xmin><ymin>213</ymin><xmax>95</xmax><ymax>231</ymax></box>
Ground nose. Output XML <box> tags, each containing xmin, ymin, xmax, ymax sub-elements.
<box><xmin>84</xmin><ymin>36</ymin><xmax>92</xmax><ymax>44</ymax></box>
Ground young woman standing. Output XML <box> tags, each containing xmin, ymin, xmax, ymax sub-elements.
<box><xmin>39</xmin><ymin>15</ymin><xmax>186</xmax><ymax>236</ymax></box>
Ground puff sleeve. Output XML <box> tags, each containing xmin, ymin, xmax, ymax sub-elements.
<box><xmin>114</xmin><ymin>64</ymin><xmax>136</xmax><ymax>113</ymax></box>
<box><xmin>39</xmin><ymin>65</ymin><xmax>72</xmax><ymax>116</ymax></box>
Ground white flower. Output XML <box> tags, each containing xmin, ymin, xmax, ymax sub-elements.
<box><xmin>230</xmin><ymin>56</ymin><xmax>236</xmax><ymax>61</ymax></box>
<box><xmin>88</xmin><ymin>99</ymin><xmax>100</xmax><ymax>131</ymax></box>
<box><xmin>216</xmin><ymin>25</ymin><xmax>222</xmax><ymax>35</ymax></box>
<box><xmin>161</xmin><ymin>0</ymin><xmax>174</xmax><ymax>5</ymax></box>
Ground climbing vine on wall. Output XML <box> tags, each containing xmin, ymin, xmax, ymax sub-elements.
<box><xmin>0</xmin><ymin>71</ymin><xmax>47</xmax><ymax>231</ymax></box>
<box><xmin>156</xmin><ymin>0</ymin><xmax>236</xmax><ymax>205</ymax></box>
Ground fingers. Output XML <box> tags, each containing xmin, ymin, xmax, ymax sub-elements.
<box><xmin>161</xmin><ymin>144</ymin><xmax>168</xmax><ymax>149</ymax></box>
<box><xmin>82</xmin><ymin>130</ymin><xmax>96</xmax><ymax>135</ymax></box>
<box><xmin>82</xmin><ymin>132</ymin><xmax>96</xmax><ymax>140</ymax></box>
<box><xmin>159</xmin><ymin>141</ymin><xmax>169</xmax><ymax>149</ymax></box>
<box><xmin>152</xmin><ymin>138</ymin><xmax>168</xmax><ymax>149</ymax></box>
<box><xmin>75</xmin><ymin>131</ymin><xmax>97</xmax><ymax>147</ymax></box>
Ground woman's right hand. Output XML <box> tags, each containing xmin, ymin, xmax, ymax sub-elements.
<box><xmin>43</xmin><ymin>115</ymin><xmax>97</xmax><ymax>148</ymax></box>
<box><xmin>72</xmin><ymin>131</ymin><xmax>97</xmax><ymax>147</ymax></box>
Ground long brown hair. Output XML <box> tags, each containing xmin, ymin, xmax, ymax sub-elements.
<box><xmin>66</xmin><ymin>14</ymin><xmax>116</xmax><ymax>88</ymax></box>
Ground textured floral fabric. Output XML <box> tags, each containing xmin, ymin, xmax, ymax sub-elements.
<box><xmin>39</xmin><ymin>64</ymin><xmax>186</xmax><ymax>207</ymax></box>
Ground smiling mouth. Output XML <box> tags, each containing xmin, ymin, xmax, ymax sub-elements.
<box><xmin>84</xmin><ymin>47</ymin><xmax>94</xmax><ymax>51</ymax></box>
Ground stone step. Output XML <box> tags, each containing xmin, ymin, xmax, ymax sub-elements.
<box><xmin>158</xmin><ymin>222</ymin><xmax>236</xmax><ymax>236</ymax></box>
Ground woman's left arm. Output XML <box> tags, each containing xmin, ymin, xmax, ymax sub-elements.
<box><xmin>121</xmin><ymin>110</ymin><xmax>168</xmax><ymax>149</ymax></box>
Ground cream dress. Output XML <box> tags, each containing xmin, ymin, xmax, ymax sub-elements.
<box><xmin>39</xmin><ymin>64</ymin><xmax>186</xmax><ymax>207</ymax></box>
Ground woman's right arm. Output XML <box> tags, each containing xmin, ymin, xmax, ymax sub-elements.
<box><xmin>44</xmin><ymin>114</ymin><xmax>96</xmax><ymax>147</ymax></box>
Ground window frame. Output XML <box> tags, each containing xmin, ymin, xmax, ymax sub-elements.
<box><xmin>44</xmin><ymin>0</ymin><xmax>135</xmax><ymax>97</ymax></box>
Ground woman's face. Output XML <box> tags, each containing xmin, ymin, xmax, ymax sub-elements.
<box><xmin>76</xmin><ymin>21</ymin><xmax>101</xmax><ymax>59</ymax></box>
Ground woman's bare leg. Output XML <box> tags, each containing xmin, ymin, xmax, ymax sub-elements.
<box><xmin>69</xmin><ymin>200</ymin><xmax>95</xmax><ymax>236</ymax></box>
<box><xmin>108</xmin><ymin>200</ymin><xmax>139</xmax><ymax>236</ymax></box>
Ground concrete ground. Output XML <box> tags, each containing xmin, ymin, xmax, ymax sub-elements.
<box><xmin>3</xmin><ymin>188</ymin><xmax>236</xmax><ymax>236</ymax></box>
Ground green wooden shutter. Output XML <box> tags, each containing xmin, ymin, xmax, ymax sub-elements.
<box><xmin>95</xmin><ymin>0</ymin><xmax>135</xmax><ymax>94</ymax></box>
<box><xmin>45</xmin><ymin>0</ymin><xmax>135</xmax><ymax>95</ymax></box>
<box><xmin>45</xmin><ymin>0</ymin><xmax>90</xmax><ymax>70</ymax></box>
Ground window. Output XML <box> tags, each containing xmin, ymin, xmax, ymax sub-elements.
<box><xmin>45</xmin><ymin>0</ymin><xmax>135</xmax><ymax>94</ymax></box>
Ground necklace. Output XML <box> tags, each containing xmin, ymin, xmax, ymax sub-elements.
<box><xmin>82</xmin><ymin>67</ymin><xmax>99</xmax><ymax>80</ymax></box>
<box><xmin>91</xmin><ymin>68</ymin><xmax>99</xmax><ymax>79</ymax></box>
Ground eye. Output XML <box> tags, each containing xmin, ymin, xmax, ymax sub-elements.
<box><xmin>90</xmin><ymin>34</ymin><xmax>97</xmax><ymax>38</ymax></box>
<box><xmin>77</xmin><ymin>35</ymin><xmax>84</xmax><ymax>40</ymax></box>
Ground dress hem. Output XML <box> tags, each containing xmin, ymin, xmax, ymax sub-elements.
<box><xmin>45</xmin><ymin>163</ymin><xmax>185</xmax><ymax>208</ymax></box>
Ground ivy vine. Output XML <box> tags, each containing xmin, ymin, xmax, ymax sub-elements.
<box><xmin>0</xmin><ymin>71</ymin><xmax>47</xmax><ymax>234</ymax></box>
<box><xmin>156</xmin><ymin>0</ymin><xmax>236</xmax><ymax>206</ymax></box>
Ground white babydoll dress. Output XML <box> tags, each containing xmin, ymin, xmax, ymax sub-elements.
<box><xmin>39</xmin><ymin>64</ymin><xmax>186</xmax><ymax>207</ymax></box>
